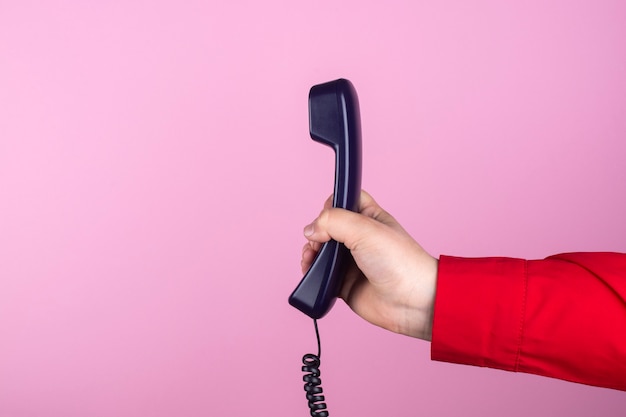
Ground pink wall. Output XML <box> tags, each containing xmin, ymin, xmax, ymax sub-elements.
<box><xmin>1</xmin><ymin>1</ymin><xmax>625</xmax><ymax>415</ymax></box>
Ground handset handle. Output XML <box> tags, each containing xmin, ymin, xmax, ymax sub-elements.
<box><xmin>289</xmin><ymin>79</ymin><xmax>362</xmax><ymax>319</ymax></box>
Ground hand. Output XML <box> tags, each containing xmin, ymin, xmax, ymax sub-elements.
<box><xmin>301</xmin><ymin>191</ymin><xmax>438</xmax><ymax>341</ymax></box>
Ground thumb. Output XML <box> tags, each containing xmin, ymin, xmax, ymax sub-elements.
<box><xmin>304</xmin><ymin>207</ymin><xmax>382</xmax><ymax>251</ymax></box>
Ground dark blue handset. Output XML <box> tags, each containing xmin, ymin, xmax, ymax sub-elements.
<box><xmin>289</xmin><ymin>79</ymin><xmax>362</xmax><ymax>319</ymax></box>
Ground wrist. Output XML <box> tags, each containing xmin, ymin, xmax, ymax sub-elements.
<box><xmin>396</xmin><ymin>257</ymin><xmax>438</xmax><ymax>341</ymax></box>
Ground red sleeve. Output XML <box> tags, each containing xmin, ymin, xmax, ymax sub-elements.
<box><xmin>431</xmin><ymin>252</ymin><xmax>626</xmax><ymax>391</ymax></box>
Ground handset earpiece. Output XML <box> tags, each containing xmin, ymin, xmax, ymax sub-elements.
<box><xmin>289</xmin><ymin>78</ymin><xmax>362</xmax><ymax>319</ymax></box>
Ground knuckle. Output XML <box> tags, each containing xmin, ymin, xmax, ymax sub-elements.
<box><xmin>317</xmin><ymin>208</ymin><xmax>332</xmax><ymax>226</ymax></box>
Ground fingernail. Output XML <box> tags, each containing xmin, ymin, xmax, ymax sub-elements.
<box><xmin>304</xmin><ymin>224</ymin><xmax>314</xmax><ymax>237</ymax></box>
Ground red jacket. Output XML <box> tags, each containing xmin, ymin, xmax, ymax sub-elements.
<box><xmin>431</xmin><ymin>252</ymin><xmax>626</xmax><ymax>391</ymax></box>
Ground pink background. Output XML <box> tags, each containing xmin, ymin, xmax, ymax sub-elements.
<box><xmin>1</xmin><ymin>0</ymin><xmax>625</xmax><ymax>416</ymax></box>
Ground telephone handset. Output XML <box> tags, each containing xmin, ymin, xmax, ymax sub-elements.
<box><xmin>289</xmin><ymin>78</ymin><xmax>362</xmax><ymax>319</ymax></box>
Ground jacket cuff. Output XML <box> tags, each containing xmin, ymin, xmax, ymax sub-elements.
<box><xmin>431</xmin><ymin>255</ymin><xmax>527</xmax><ymax>371</ymax></box>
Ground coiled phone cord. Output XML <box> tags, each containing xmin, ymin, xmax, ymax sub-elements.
<box><xmin>301</xmin><ymin>319</ymin><xmax>329</xmax><ymax>416</ymax></box>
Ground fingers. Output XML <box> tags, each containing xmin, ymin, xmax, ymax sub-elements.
<box><xmin>323</xmin><ymin>194</ymin><xmax>334</xmax><ymax>210</ymax></box>
<box><xmin>301</xmin><ymin>242</ymin><xmax>316</xmax><ymax>274</ymax></box>
<box><xmin>357</xmin><ymin>191</ymin><xmax>393</xmax><ymax>223</ymax></box>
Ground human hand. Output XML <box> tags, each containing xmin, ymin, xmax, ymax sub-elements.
<box><xmin>301</xmin><ymin>191</ymin><xmax>438</xmax><ymax>341</ymax></box>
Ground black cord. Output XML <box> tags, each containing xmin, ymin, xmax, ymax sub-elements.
<box><xmin>301</xmin><ymin>319</ymin><xmax>329</xmax><ymax>416</ymax></box>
